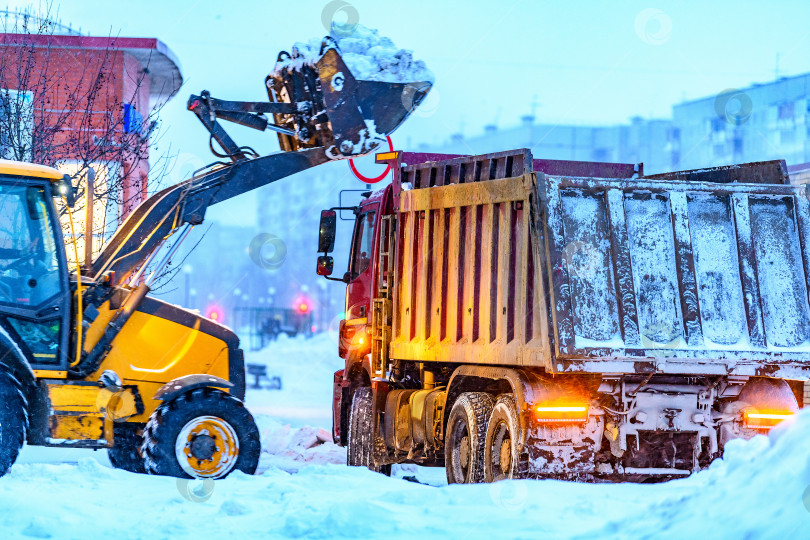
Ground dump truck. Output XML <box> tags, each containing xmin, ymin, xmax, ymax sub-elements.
<box><xmin>317</xmin><ymin>148</ymin><xmax>809</xmax><ymax>482</ymax></box>
<box><xmin>0</xmin><ymin>39</ymin><xmax>430</xmax><ymax>479</ymax></box>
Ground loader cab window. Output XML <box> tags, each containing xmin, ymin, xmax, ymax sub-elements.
<box><xmin>350</xmin><ymin>210</ymin><xmax>376</xmax><ymax>279</ymax></box>
<box><xmin>0</xmin><ymin>184</ymin><xmax>63</xmax><ymax>307</ymax></box>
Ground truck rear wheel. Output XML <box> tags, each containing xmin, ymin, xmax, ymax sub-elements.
<box><xmin>445</xmin><ymin>392</ymin><xmax>494</xmax><ymax>484</ymax></box>
<box><xmin>108</xmin><ymin>423</ymin><xmax>146</xmax><ymax>474</ymax></box>
<box><xmin>347</xmin><ymin>387</ymin><xmax>391</xmax><ymax>475</ymax></box>
<box><xmin>142</xmin><ymin>388</ymin><xmax>260</xmax><ymax>479</ymax></box>
<box><xmin>484</xmin><ymin>394</ymin><xmax>527</xmax><ymax>482</ymax></box>
<box><xmin>0</xmin><ymin>368</ymin><xmax>26</xmax><ymax>476</ymax></box>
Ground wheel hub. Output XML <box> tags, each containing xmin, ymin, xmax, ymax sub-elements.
<box><xmin>189</xmin><ymin>433</ymin><xmax>217</xmax><ymax>461</ymax></box>
<box><xmin>175</xmin><ymin>415</ymin><xmax>240</xmax><ymax>479</ymax></box>
<box><xmin>499</xmin><ymin>437</ymin><xmax>512</xmax><ymax>474</ymax></box>
<box><xmin>459</xmin><ymin>435</ymin><xmax>470</xmax><ymax>468</ymax></box>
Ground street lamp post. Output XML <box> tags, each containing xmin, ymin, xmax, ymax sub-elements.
<box><xmin>183</xmin><ymin>264</ymin><xmax>193</xmax><ymax>308</ymax></box>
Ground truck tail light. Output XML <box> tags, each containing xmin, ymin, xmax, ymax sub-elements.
<box><xmin>533</xmin><ymin>403</ymin><xmax>589</xmax><ymax>423</ymax></box>
<box><xmin>742</xmin><ymin>410</ymin><xmax>795</xmax><ymax>430</ymax></box>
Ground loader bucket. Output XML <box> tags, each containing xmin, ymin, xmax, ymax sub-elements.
<box><xmin>266</xmin><ymin>42</ymin><xmax>431</xmax><ymax>158</ymax></box>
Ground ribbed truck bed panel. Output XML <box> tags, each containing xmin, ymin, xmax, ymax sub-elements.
<box><xmin>390</xmin><ymin>173</ymin><xmax>550</xmax><ymax>367</ymax></box>
<box><xmin>388</xmin><ymin>150</ymin><xmax>810</xmax><ymax>379</ymax></box>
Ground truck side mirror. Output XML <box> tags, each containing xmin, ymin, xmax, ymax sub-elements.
<box><xmin>318</xmin><ymin>210</ymin><xmax>337</xmax><ymax>253</ymax></box>
<box><xmin>316</xmin><ymin>255</ymin><xmax>334</xmax><ymax>276</ymax></box>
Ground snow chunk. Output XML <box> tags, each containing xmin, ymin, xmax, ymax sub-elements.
<box><xmin>276</xmin><ymin>24</ymin><xmax>434</xmax><ymax>84</ymax></box>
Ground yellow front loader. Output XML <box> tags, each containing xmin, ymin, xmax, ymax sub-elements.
<box><xmin>0</xmin><ymin>38</ymin><xmax>431</xmax><ymax>478</ymax></box>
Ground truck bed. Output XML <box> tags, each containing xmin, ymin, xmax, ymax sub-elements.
<box><xmin>387</xmin><ymin>149</ymin><xmax>810</xmax><ymax>379</ymax></box>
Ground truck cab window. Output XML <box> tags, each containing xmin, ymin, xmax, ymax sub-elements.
<box><xmin>351</xmin><ymin>210</ymin><xmax>376</xmax><ymax>278</ymax></box>
<box><xmin>0</xmin><ymin>184</ymin><xmax>63</xmax><ymax>307</ymax></box>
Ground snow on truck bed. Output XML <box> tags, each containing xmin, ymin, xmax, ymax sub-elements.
<box><xmin>2</xmin><ymin>335</ymin><xmax>809</xmax><ymax>539</ymax></box>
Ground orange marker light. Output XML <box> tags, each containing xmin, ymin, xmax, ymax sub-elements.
<box><xmin>534</xmin><ymin>404</ymin><xmax>589</xmax><ymax>423</ymax></box>
<box><xmin>743</xmin><ymin>410</ymin><xmax>795</xmax><ymax>430</ymax></box>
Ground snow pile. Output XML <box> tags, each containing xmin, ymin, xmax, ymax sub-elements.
<box><xmin>276</xmin><ymin>24</ymin><xmax>434</xmax><ymax>84</ymax></box>
<box><xmin>245</xmin><ymin>333</ymin><xmax>347</xmax><ymax>472</ymax></box>
<box><xmin>257</xmin><ymin>416</ymin><xmax>345</xmax><ymax>474</ymax></box>
<box><xmin>3</xmin><ymin>411</ymin><xmax>810</xmax><ymax>538</ymax></box>
<box><xmin>5</xmin><ymin>333</ymin><xmax>810</xmax><ymax>538</ymax></box>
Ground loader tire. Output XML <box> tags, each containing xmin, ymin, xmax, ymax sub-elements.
<box><xmin>484</xmin><ymin>394</ymin><xmax>528</xmax><ymax>482</ymax></box>
<box><xmin>0</xmin><ymin>368</ymin><xmax>26</xmax><ymax>476</ymax></box>
<box><xmin>347</xmin><ymin>387</ymin><xmax>391</xmax><ymax>475</ymax></box>
<box><xmin>108</xmin><ymin>423</ymin><xmax>146</xmax><ymax>474</ymax></box>
<box><xmin>141</xmin><ymin>388</ymin><xmax>260</xmax><ymax>479</ymax></box>
<box><xmin>445</xmin><ymin>391</ymin><xmax>494</xmax><ymax>484</ymax></box>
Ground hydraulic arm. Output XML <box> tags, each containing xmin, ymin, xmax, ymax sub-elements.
<box><xmin>74</xmin><ymin>39</ymin><xmax>430</xmax><ymax>376</ymax></box>
<box><xmin>90</xmin><ymin>42</ymin><xmax>431</xmax><ymax>285</ymax></box>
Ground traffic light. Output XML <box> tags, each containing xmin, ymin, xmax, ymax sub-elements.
<box><xmin>206</xmin><ymin>305</ymin><xmax>223</xmax><ymax>322</ymax></box>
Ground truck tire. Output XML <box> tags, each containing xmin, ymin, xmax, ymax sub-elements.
<box><xmin>484</xmin><ymin>394</ymin><xmax>527</xmax><ymax>482</ymax></box>
<box><xmin>108</xmin><ymin>423</ymin><xmax>146</xmax><ymax>474</ymax></box>
<box><xmin>142</xmin><ymin>388</ymin><xmax>260</xmax><ymax>479</ymax></box>
<box><xmin>347</xmin><ymin>387</ymin><xmax>391</xmax><ymax>475</ymax></box>
<box><xmin>445</xmin><ymin>391</ymin><xmax>494</xmax><ymax>484</ymax></box>
<box><xmin>0</xmin><ymin>368</ymin><xmax>26</xmax><ymax>476</ymax></box>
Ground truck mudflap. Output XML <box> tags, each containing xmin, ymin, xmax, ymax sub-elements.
<box><xmin>526</xmin><ymin>415</ymin><xmax>604</xmax><ymax>477</ymax></box>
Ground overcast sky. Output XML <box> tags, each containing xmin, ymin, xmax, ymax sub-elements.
<box><xmin>8</xmin><ymin>0</ymin><xmax>810</xmax><ymax>225</ymax></box>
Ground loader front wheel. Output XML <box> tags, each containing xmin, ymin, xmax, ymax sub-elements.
<box><xmin>142</xmin><ymin>388</ymin><xmax>260</xmax><ymax>479</ymax></box>
<box><xmin>108</xmin><ymin>423</ymin><xmax>146</xmax><ymax>474</ymax></box>
<box><xmin>347</xmin><ymin>387</ymin><xmax>391</xmax><ymax>475</ymax></box>
<box><xmin>0</xmin><ymin>368</ymin><xmax>26</xmax><ymax>476</ymax></box>
<box><xmin>445</xmin><ymin>391</ymin><xmax>494</xmax><ymax>484</ymax></box>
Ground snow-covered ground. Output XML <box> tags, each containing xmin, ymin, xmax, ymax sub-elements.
<box><xmin>3</xmin><ymin>334</ymin><xmax>810</xmax><ymax>539</ymax></box>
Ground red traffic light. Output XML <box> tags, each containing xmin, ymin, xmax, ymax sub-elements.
<box><xmin>206</xmin><ymin>305</ymin><xmax>223</xmax><ymax>322</ymax></box>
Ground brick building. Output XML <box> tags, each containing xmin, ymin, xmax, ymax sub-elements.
<box><xmin>0</xmin><ymin>28</ymin><xmax>182</xmax><ymax>260</ymax></box>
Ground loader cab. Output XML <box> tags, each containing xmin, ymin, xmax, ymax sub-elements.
<box><xmin>0</xmin><ymin>162</ymin><xmax>71</xmax><ymax>370</ymax></box>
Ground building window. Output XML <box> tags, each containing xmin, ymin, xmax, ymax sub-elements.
<box><xmin>778</xmin><ymin>102</ymin><xmax>795</xmax><ymax>121</ymax></box>
<box><xmin>733</xmin><ymin>137</ymin><xmax>744</xmax><ymax>155</ymax></box>
<box><xmin>711</xmin><ymin>118</ymin><xmax>726</xmax><ymax>133</ymax></box>
<box><xmin>592</xmin><ymin>148</ymin><xmax>610</xmax><ymax>161</ymax></box>
<box><xmin>0</xmin><ymin>89</ymin><xmax>34</xmax><ymax>161</ymax></box>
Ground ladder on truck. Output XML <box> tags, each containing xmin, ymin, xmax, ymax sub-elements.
<box><xmin>371</xmin><ymin>214</ymin><xmax>396</xmax><ymax>378</ymax></box>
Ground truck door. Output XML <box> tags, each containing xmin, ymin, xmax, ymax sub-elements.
<box><xmin>0</xmin><ymin>181</ymin><xmax>70</xmax><ymax>370</ymax></box>
<box><xmin>345</xmin><ymin>204</ymin><xmax>379</xmax><ymax>321</ymax></box>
